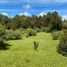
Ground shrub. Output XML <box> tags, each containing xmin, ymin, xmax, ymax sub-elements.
<box><xmin>4</xmin><ymin>30</ymin><xmax>13</xmax><ymax>40</ymax></box>
<box><xmin>26</xmin><ymin>28</ymin><xmax>37</xmax><ymax>37</ymax></box>
<box><xmin>63</xmin><ymin>21</ymin><xmax>67</xmax><ymax>29</ymax></box>
<box><xmin>52</xmin><ymin>31</ymin><xmax>62</xmax><ymax>40</ymax></box>
<box><xmin>57</xmin><ymin>30</ymin><xmax>67</xmax><ymax>56</ymax></box>
<box><xmin>13</xmin><ymin>31</ymin><xmax>21</xmax><ymax>39</ymax></box>
<box><xmin>33</xmin><ymin>41</ymin><xmax>39</xmax><ymax>50</ymax></box>
<box><xmin>34</xmin><ymin>28</ymin><xmax>41</xmax><ymax>32</ymax></box>
<box><xmin>4</xmin><ymin>30</ymin><xmax>21</xmax><ymax>40</ymax></box>
<box><xmin>42</xmin><ymin>27</ymin><xmax>51</xmax><ymax>32</ymax></box>
<box><xmin>0</xmin><ymin>24</ymin><xmax>5</xmax><ymax>42</ymax></box>
<box><xmin>0</xmin><ymin>24</ymin><xmax>7</xmax><ymax>48</ymax></box>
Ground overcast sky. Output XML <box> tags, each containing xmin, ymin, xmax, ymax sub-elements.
<box><xmin>0</xmin><ymin>0</ymin><xmax>67</xmax><ymax>19</ymax></box>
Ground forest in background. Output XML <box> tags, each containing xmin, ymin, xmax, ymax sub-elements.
<box><xmin>0</xmin><ymin>11</ymin><xmax>63</xmax><ymax>31</ymax></box>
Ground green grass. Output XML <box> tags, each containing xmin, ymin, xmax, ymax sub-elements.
<box><xmin>0</xmin><ymin>32</ymin><xmax>67</xmax><ymax>67</ymax></box>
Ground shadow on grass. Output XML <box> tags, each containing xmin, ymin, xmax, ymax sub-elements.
<box><xmin>0</xmin><ymin>42</ymin><xmax>11</xmax><ymax>50</ymax></box>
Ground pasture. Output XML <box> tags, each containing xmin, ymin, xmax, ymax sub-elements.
<box><xmin>0</xmin><ymin>32</ymin><xmax>66</xmax><ymax>67</ymax></box>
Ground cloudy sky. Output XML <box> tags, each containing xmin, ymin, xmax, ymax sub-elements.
<box><xmin>0</xmin><ymin>0</ymin><xmax>67</xmax><ymax>19</ymax></box>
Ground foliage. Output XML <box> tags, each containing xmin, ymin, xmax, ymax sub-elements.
<box><xmin>0</xmin><ymin>14</ymin><xmax>9</xmax><ymax>29</ymax></box>
<box><xmin>33</xmin><ymin>41</ymin><xmax>39</xmax><ymax>50</ymax></box>
<box><xmin>50</xmin><ymin>12</ymin><xmax>62</xmax><ymax>31</ymax></box>
<box><xmin>42</xmin><ymin>27</ymin><xmax>51</xmax><ymax>32</ymax></box>
<box><xmin>0</xmin><ymin>24</ymin><xmax>6</xmax><ymax>48</ymax></box>
<box><xmin>57</xmin><ymin>30</ymin><xmax>67</xmax><ymax>56</ymax></box>
<box><xmin>34</xmin><ymin>28</ymin><xmax>41</xmax><ymax>32</ymax></box>
<box><xmin>26</xmin><ymin>28</ymin><xmax>37</xmax><ymax>37</ymax></box>
<box><xmin>0</xmin><ymin>12</ymin><xmax>62</xmax><ymax>32</ymax></box>
<box><xmin>13</xmin><ymin>31</ymin><xmax>22</xmax><ymax>39</ymax></box>
<box><xmin>34</xmin><ymin>27</ymin><xmax>51</xmax><ymax>33</ymax></box>
<box><xmin>52</xmin><ymin>31</ymin><xmax>62</xmax><ymax>40</ymax></box>
<box><xmin>0</xmin><ymin>24</ymin><xmax>5</xmax><ymax>42</ymax></box>
<box><xmin>4</xmin><ymin>30</ymin><xmax>21</xmax><ymax>40</ymax></box>
<box><xmin>2</xmin><ymin>11</ymin><xmax>61</xmax><ymax>32</ymax></box>
<box><xmin>62</xmin><ymin>20</ymin><xmax>67</xmax><ymax>29</ymax></box>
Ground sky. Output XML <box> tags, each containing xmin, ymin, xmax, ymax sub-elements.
<box><xmin>0</xmin><ymin>0</ymin><xmax>67</xmax><ymax>19</ymax></box>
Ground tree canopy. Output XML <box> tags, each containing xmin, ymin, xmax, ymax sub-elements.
<box><xmin>0</xmin><ymin>11</ymin><xmax>62</xmax><ymax>32</ymax></box>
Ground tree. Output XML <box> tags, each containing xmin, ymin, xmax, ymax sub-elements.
<box><xmin>10</xmin><ymin>15</ymin><xmax>20</xmax><ymax>29</ymax></box>
<box><xmin>0</xmin><ymin>14</ymin><xmax>9</xmax><ymax>29</ymax></box>
<box><xmin>2</xmin><ymin>11</ymin><xmax>62</xmax><ymax>32</ymax></box>
<box><xmin>50</xmin><ymin>12</ymin><xmax>62</xmax><ymax>31</ymax></box>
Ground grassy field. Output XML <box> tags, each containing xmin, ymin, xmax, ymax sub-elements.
<box><xmin>0</xmin><ymin>32</ymin><xmax>67</xmax><ymax>67</ymax></box>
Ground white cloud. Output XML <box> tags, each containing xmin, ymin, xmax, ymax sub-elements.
<box><xmin>0</xmin><ymin>12</ymin><xmax>14</xmax><ymax>18</ymax></box>
<box><xmin>0</xmin><ymin>12</ymin><xmax>8</xmax><ymax>16</ymax></box>
<box><xmin>19</xmin><ymin>12</ymin><xmax>30</xmax><ymax>16</ymax></box>
<box><xmin>62</xmin><ymin>15</ymin><xmax>67</xmax><ymax>20</ymax></box>
<box><xmin>22</xmin><ymin>4</ymin><xmax>31</xmax><ymax>10</ymax></box>
<box><xmin>38</xmin><ymin>12</ymin><xmax>46</xmax><ymax>16</ymax></box>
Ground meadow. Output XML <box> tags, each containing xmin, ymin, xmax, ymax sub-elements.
<box><xmin>0</xmin><ymin>32</ymin><xmax>67</xmax><ymax>67</ymax></box>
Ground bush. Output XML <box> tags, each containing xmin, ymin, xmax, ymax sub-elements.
<box><xmin>57</xmin><ymin>30</ymin><xmax>67</xmax><ymax>56</ymax></box>
<box><xmin>4</xmin><ymin>30</ymin><xmax>21</xmax><ymax>40</ymax></box>
<box><xmin>34</xmin><ymin>27</ymin><xmax>51</xmax><ymax>33</ymax></box>
<box><xmin>42</xmin><ymin>27</ymin><xmax>51</xmax><ymax>32</ymax></box>
<box><xmin>26</xmin><ymin>28</ymin><xmax>37</xmax><ymax>37</ymax></box>
<box><xmin>33</xmin><ymin>41</ymin><xmax>39</xmax><ymax>50</ymax></box>
<box><xmin>34</xmin><ymin>28</ymin><xmax>41</xmax><ymax>32</ymax></box>
<box><xmin>13</xmin><ymin>31</ymin><xmax>21</xmax><ymax>39</ymax></box>
<box><xmin>52</xmin><ymin>31</ymin><xmax>62</xmax><ymax>40</ymax></box>
<box><xmin>5</xmin><ymin>30</ymin><xmax>14</xmax><ymax>40</ymax></box>
<box><xmin>0</xmin><ymin>24</ymin><xmax>5</xmax><ymax>41</ymax></box>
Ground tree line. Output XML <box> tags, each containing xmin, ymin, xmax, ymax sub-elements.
<box><xmin>0</xmin><ymin>11</ymin><xmax>62</xmax><ymax>32</ymax></box>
